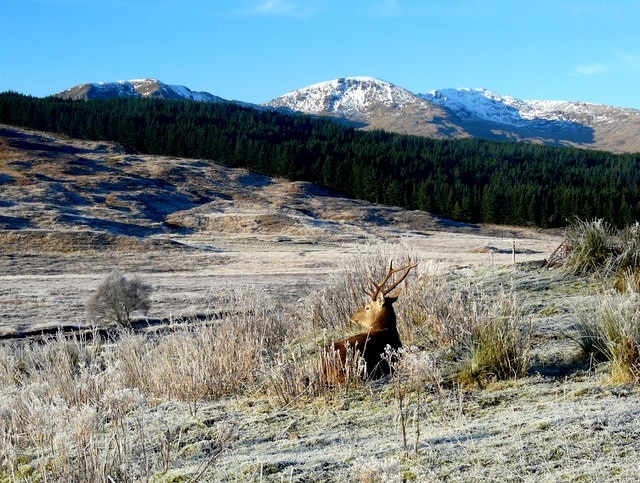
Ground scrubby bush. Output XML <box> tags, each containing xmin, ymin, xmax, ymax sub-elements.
<box><xmin>86</xmin><ymin>270</ymin><xmax>152</xmax><ymax>327</ymax></box>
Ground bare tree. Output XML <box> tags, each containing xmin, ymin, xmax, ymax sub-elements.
<box><xmin>86</xmin><ymin>270</ymin><xmax>152</xmax><ymax>327</ymax></box>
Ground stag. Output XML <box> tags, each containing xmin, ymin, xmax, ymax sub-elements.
<box><xmin>323</xmin><ymin>260</ymin><xmax>418</xmax><ymax>384</ymax></box>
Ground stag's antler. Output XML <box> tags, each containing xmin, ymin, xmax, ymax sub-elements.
<box><xmin>366</xmin><ymin>260</ymin><xmax>418</xmax><ymax>301</ymax></box>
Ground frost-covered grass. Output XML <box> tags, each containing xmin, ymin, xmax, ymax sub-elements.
<box><xmin>0</xmin><ymin>300</ymin><xmax>309</xmax><ymax>481</ymax></box>
<box><xmin>562</xmin><ymin>218</ymin><xmax>640</xmax><ymax>291</ymax></box>
<box><xmin>575</xmin><ymin>291</ymin><xmax>640</xmax><ymax>384</ymax></box>
<box><xmin>3</xmin><ymin>248</ymin><xmax>640</xmax><ymax>481</ymax></box>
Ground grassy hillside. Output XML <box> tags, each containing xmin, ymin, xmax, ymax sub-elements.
<box><xmin>2</xmin><ymin>92</ymin><xmax>640</xmax><ymax>227</ymax></box>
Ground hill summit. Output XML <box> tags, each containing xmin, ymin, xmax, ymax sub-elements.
<box><xmin>55</xmin><ymin>78</ymin><xmax>225</xmax><ymax>103</ymax></box>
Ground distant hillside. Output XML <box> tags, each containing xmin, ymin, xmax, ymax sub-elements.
<box><xmin>0</xmin><ymin>124</ymin><xmax>481</xmax><ymax>249</ymax></box>
<box><xmin>2</xmin><ymin>92</ymin><xmax>640</xmax><ymax>228</ymax></box>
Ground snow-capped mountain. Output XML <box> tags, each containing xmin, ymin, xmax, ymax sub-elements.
<box><xmin>267</xmin><ymin>78</ymin><xmax>640</xmax><ymax>152</ymax></box>
<box><xmin>420</xmin><ymin>87</ymin><xmax>632</xmax><ymax>128</ymax></box>
<box><xmin>420</xmin><ymin>87</ymin><xmax>640</xmax><ymax>152</ymax></box>
<box><xmin>266</xmin><ymin>77</ymin><xmax>416</xmax><ymax>119</ymax></box>
<box><xmin>421</xmin><ymin>88</ymin><xmax>546</xmax><ymax>127</ymax></box>
<box><xmin>264</xmin><ymin>77</ymin><xmax>466</xmax><ymax>138</ymax></box>
<box><xmin>55</xmin><ymin>78</ymin><xmax>226</xmax><ymax>103</ymax></box>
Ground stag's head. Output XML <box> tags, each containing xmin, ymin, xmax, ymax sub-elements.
<box><xmin>350</xmin><ymin>260</ymin><xmax>419</xmax><ymax>332</ymax></box>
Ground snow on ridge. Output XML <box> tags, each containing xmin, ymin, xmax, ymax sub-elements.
<box><xmin>305</xmin><ymin>76</ymin><xmax>390</xmax><ymax>90</ymax></box>
<box><xmin>268</xmin><ymin>77</ymin><xmax>421</xmax><ymax>117</ymax></box>
<box><xmin>421</xmin><ymin>88</ymin><xmax>540</xmax><ymax>126</ymax></box>
<box><xmin>165</xmin><ymin>83</ymin><xmax>222</xmax><ymax>102</ymax></box>
<box><xmin>86</xmin><ymin>79</ymin><xmax>223</xmax><ymax>102</ymax></box>
<box><xmin>420</xmin><ymin>87</ymin><xmax>637</xmax><ymax>126</ymax></box>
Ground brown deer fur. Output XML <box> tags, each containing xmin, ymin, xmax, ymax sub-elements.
<box><xmin>322</xmin><ymin>261</ymin><xmax>418</xmax><ymax>384</ymax></box>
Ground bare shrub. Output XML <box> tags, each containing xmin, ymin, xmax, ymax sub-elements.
<box><xmin>385</xmin><ymin>346</ymin><xmax>456</xmax><ymax>456</ymax></box>
<box><xmin>86</xmin><ymin>270</ymin><xmax>152</xmax><ymax>327</ymax></box>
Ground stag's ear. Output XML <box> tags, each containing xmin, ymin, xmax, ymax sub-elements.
<box><xmin>386</xmin><ymin>291</ymin><xmax>399</xmax><ymax>304</ymax></box>
<box><xmin>376</xmin><ymin>290</ymin><xmax>398</xmax><ymax>306</ymax></box>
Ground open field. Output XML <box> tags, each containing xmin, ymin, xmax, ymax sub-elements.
<box><xmin>0</xmin><ymin>229</ymin><xmax>558</xmax><ymax>337</ymax></box>
<box><xmin>2</xmin><ymin>125</ymin><xmax>639</xmax><ymax>482</ymax></box>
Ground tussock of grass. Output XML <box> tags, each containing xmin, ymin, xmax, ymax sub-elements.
<box><xmin>562</xmin><ymin>218</ymin><xmax>640</xmax><ymax>291</ymax></box>
<box><xmin>562</xmin><ymin>218</ymin><xmax>617</xmax><ymax>277</ymax></box>
<box><xmin>575</xmin><ymin>291</ymin><xmax>640</xmax><ymax>384</ymax></box>
<box><xmin>396</xmin><ymin>273</ymin><xmax>531</xmax><ymax>387</ymax></box>
<box><xmin>456</xmin><ymin>315</ymin><xmax>531</xmax><ymax>387</ymax></box>
<box><xmin>611</xmin><ymin>223</ymin><xmax>640</xmax><ymax>291</ymax></box>
<box><xmin>561</xmin><ymin>218</ymin><xmax>640</xmax><ymax>383</ymax></box>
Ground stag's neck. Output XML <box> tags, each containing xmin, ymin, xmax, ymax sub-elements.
<box><xmin>371</xmin><ymin>311</ymin><xmax>397</xmax><ymax>331</ymax></box>
<box><xmin>366</xmin><ymin>325</ymin><xmax>402</xmax><ymax>350</ymax></box>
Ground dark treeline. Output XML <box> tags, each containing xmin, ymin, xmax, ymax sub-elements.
<box><xmin>2</xmin><ymin>91</ymin><xmax>640</xmax><ymax>227</ymax></box>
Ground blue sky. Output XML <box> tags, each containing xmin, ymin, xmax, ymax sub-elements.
<box><xmin>2</xmin><ymin>0</ymin><xmax>640</xmax><ymax>108</ymax></box>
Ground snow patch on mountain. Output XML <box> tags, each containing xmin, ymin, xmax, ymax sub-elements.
<box><xmin>419</xmin><ymin>88</ymin><xmax>628</xmax><ymax>127</ymax></box>
<box><xmin>265</xmin><ymin>77</ymin><xmax>422</xmax><ymax>119</ymax></box>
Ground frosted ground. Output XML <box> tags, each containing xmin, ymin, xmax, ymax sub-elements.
<box><xmin>4</xmin><ymin>236</ymin><xmax>638</xmax><ymax>482</ymax></box>
<box><xmin>3</xmin><ymin>222</ymin><xmax>638</xmax><ymax>481</ymax></box>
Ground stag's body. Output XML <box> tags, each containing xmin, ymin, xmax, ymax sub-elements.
<box><xmin>323</xmin><ymin>261</ymin><xmax>417</xmax><ymax>383</ymax></box>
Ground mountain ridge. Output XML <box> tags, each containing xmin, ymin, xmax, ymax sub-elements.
<box><xmin>55</xmin><ymin>78</ymin><xmax>226</xmax><ymax>103</ymax></box>
<box><xmin>54</xmin><ymin>77</ymin><xmax>640</xmax><ymax>153</ymax></box>
<box><xmin>266</xmin><ymin>77</ymin><xmax>640</xmax><ymax>153</ymax></box>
